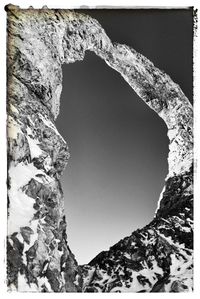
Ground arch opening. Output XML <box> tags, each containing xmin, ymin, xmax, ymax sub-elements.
<box><xmin>6</xmin><ymin>6</ymin><xmax>194</xmax><ymax>292</ymax></box>
<box><xmin>56</xmin><ymin>51</ymin><xmax>168</xmax><ymax>264</ymax></box>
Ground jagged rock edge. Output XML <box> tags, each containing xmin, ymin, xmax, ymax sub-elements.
<box><xmin>6</xmin><ymin>6</ymin><xmax>193</xmax><ymax>292</ymax></box>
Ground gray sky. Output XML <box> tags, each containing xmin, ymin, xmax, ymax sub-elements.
<box><xmin>56</xmin><ymin>9</ymin><xmax>193</xmax><ymax>264</ymax></box>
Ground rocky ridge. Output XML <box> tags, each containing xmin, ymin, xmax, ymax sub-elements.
<box><xmin>6</xmin><ymin>6</ymin><xmax>193</xmax><ymax>292</ymax></box>
<box><xmin>81</xmin><ymin>166</ymin><xmax>193</xmax><ymax>292</ymax></box>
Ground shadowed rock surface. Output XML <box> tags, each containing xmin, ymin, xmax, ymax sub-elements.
<box><xmin>6</xmin><ymin>5</ymin><xmax>193</xmax><ymax>292</ymax></box>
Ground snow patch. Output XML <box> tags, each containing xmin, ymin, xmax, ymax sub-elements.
<box><xmin>155</xmin><ymin>184</ymin><xmax>166</xmax><ymax>215</ymax></box>
<box><xmin>10</xmin><ymin>104</ymin><xmax>19</xmax><ymax>114</ymax></box>
<box><xmin>124</xmin><ymin>252</ymin><xmax>131</xmax><ymax>259</ymax></box>
<box><xmin>26</xmin><ymin>125</ymin><xmax>43</xmax><ymax>159</ymax></box>
<box><xmin>8</xmin><ymin>189</ymin><xmax>35</xmax><ymax>235</ymax></box>
<box><xmin>38</xmin><ymin>276</ymin><xmax>52</xmax><ymax>292</ymax></box>
<box><xmin>26</xmin><ymin>135</ymin><xmax>43</xmax><ymax>159</ymax></box>
<box><xmin>8</xmin><ymin>162</ymin><xmax>44</xmax><ymax>234</ymax></box>
<box><xmin>7</xmin><ymin>116</ymin><xmax>22</xmax><ymax>139</ymax></box>
<box><xmin>18</xmin><ymin>273</ymin><xmax>39</xmax><ymax>292</ymax></box>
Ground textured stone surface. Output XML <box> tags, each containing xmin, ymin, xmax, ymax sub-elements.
<box><xmin>6</xmin><ymin>5</ymin><xmax>193</xmax><ymax>292</ymax></box>
<box><xmin>81</xmin><ymin>168</ymin><xmax>193</xmax><ymax>292</ymax></box>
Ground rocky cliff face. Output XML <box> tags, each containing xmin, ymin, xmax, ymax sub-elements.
<box><xmin>81</xmin><ymin>166</ymin><xmax>193</xmax><ymax>292</ymax></box>
<box><xmin>6</xmin><ymin>5</ymin><xmax>193</xmax><ymax>292</ymax></box>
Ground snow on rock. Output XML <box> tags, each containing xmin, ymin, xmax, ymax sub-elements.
<box><xmin>26</xmin><ymin>126</ymin><xmax>43</xmax><ymax>159</ymax></box>
<box><xmin>6</xmin><ymin>5</ymin><xmax>193</xmax><ymax>293</ymax></box>
<box><xmin>8</xmin><ymin>162</ymin><xmax>38</xmax><ymax>235</ymax></box>
<box><xmin>18</xmin><ymin>274</ymin><xmax>39</xmax><ymax>292</ymax></box>
<box><xmin>7</xmin><ymin>116</ymin><xmax>22</xmax><ymax>140</ymax></box>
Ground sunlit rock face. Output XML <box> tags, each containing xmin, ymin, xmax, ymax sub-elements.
<box><xmin>6</xmin><ymin>5</ymin><xmax>193</xmax><ymax>292</ymax></box>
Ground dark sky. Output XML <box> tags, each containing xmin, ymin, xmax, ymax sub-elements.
<box><xmin>56</xmin><ymin>9</ymin><xmax>193</xmax><ymax>264</ymax></box>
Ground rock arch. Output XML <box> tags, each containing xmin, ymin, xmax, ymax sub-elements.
<box><xmin>6</xmin><ymin>6</ymin><xmax>193</xmax><ymax>292</ymax></box>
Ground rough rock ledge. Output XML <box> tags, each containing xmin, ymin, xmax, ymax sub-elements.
<box><xmin>6</xmin><ymin>5</ymin><xmax>193</xmax><ymax>292</ymax></box>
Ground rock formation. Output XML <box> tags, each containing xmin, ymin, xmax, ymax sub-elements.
<box><xmin>6</xmin><ymin>5</ymin><xmax>193</xmax><ymax>292</ymax></box>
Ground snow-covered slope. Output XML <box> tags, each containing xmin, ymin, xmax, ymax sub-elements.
<box><xmin>7</xmin><ymin>85</ymin><xmax>81</xmax><ymax>292</ymax></box>
<box><xmin>6</xmin><ymin>6</ymin><xmax>193</xmax><ymax>292</ymax></box>
<box><xmin>81</xmin><ymin>166</ymin><xmax>193</xmax><ymax>292</ymax></box>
